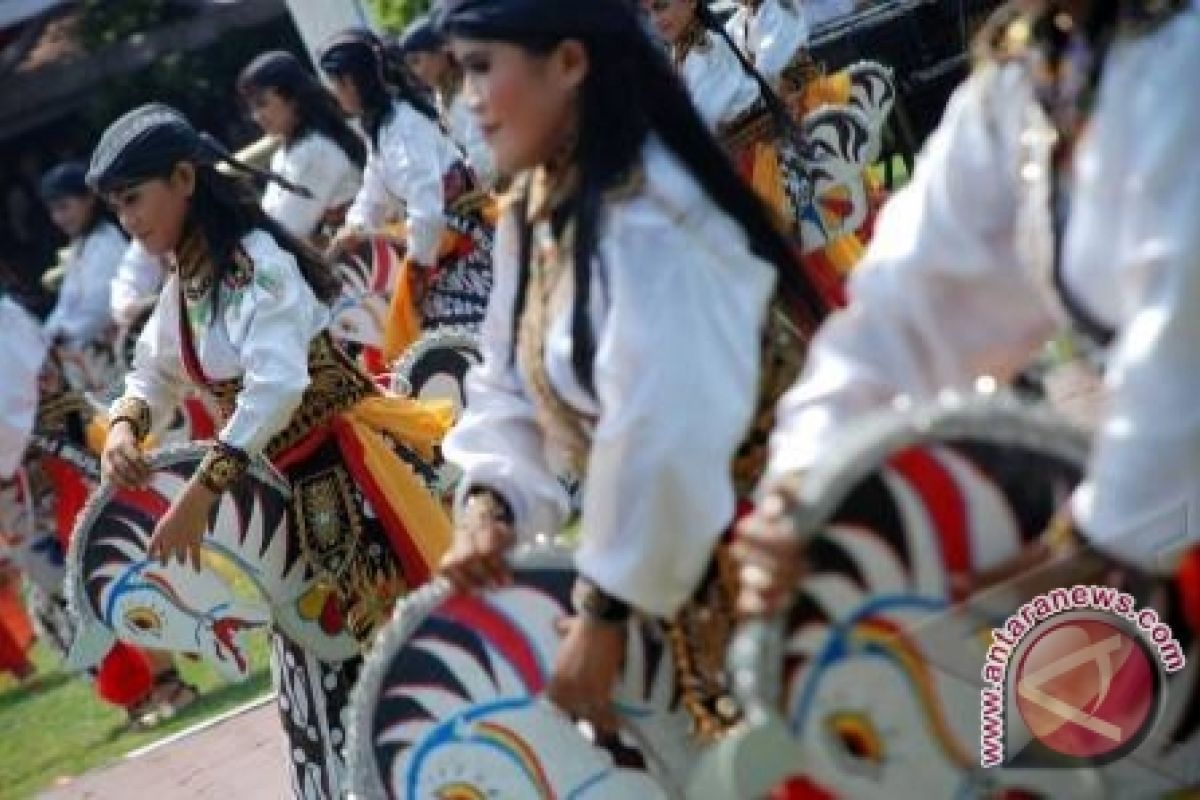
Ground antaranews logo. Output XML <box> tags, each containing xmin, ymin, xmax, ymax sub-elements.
<box><xmin>979</xmin><ymin>584</ymin><xmax>1185</xmax><ymax>769</ymax></box>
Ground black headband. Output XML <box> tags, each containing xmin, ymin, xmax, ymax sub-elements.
<box><xmin>437</xmin><ymin>0</ymin><xmax>639</xmax><ymax>40</ymax></box>
<box><xmin>317</xmin><ymin>28</ymin><xmax>383</xmax><ymax>75</ymax></box>
<box><xmin>398</xmin><ymin>15</ymin><xmax>445</xmax><ymax>54</ymax></box>
<box><xmin>88</xmin><ymin>103</ymin><xmax>312</xmax><ymax>198</ymax></box>
<box><xmin>39</xmin><ymin>161</ymin><xmax>90</xmax><ymax>201</ymax></box>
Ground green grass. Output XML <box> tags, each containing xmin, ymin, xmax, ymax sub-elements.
<box><xmin>0</xmin><ymin>634</ymin><xmax>271</xmax><ymax>800</ymax></box>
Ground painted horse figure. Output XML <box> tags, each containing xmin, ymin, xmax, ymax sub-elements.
<box><xmin>350</xmin><ymin>395</ymin><xmax>1200</xmax><ymax>799</ymax></box>
<box><xmin>702</xmin><ymin>394</ymin><xmax>1200</xmax><ymax>799</ymax></box>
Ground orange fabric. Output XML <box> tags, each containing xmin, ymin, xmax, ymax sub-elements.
<box><xmin>333</xmin><ymin>395</ymin><xmax>454</xmax><ymax>580</ymax></box>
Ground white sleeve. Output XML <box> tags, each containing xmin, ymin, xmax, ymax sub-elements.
<box><xmin>0</xmin><ymin>299</ymin><xmax>47</xmax><ymax>479</ymax></box>
<box><xmin>1070</xmin><ymin>31</ymin><xmax>1200</xmax><ymax>571</ymax></box>
<box><xmin>767</xmin><ymin>67</ymin><xmax>1057</xmax><ymax>480</ymax></box>
<box><xmin>442</xmin><ymin>210</ymin><xmax>572</xmax><ymax>536</ymax></box>
<box><xmin>572</xmin><ymin>195</ymin><xmax>775</xmax><ymax>618</ymax></box>
<box><xmin>120</xmin><ymin>280</ymin><xmax>187</xmax><ymax>436</ymax></box>
<box><xmin>48</xmin><ymin>228</ymin><xmax>126</xmax><ymax>343</ymax></box>
<box><xmin>345</xmin><ymin>150</ymin><xmax>393</xmax><ymax>232</ymax></box>
<box><xmin>110</xmin><ymin>242</ymin><xmax>163</xmax><ymax>327</ymax></box>
<box><xmin>264</xmin><ymin>139</ymin><xmax>351</xmax><ymax>239</ymax></box>
<box><xmin>387</xmin><ymin>113</ymin><xmax>447</xmax><ymax>266</ymax></box>
<box><xmin>218</xmin><ymin>249</ymin><xmax>324</xmax><ymax>456</ymax></box>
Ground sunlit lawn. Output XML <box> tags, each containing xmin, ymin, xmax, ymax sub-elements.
<box><xmin>0</xmin><ymin>634</ymin><xmax>271</xmax><ymax>800</ymax></box>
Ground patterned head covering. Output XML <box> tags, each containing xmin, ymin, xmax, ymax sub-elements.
<box><xmin>88</xmin><ymin>103</ymin><xmax>311</xmax><ymax>197</ymax></box>
<box><xmin>436</xmin><ymin>0</ymin><xmax>640</xmax><ymax>40</ymax></box>
<box><xmin>397</xmin><ymin>14</ymin><xmax>445</xmax><ymax>55</ymax></box>
<box><xmin>39</xmin><ymin>161</ymin><xmax>90</xmax><ymax>201</ymax></box>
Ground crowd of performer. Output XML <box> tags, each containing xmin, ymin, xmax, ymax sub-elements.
<box><xmin>0</xmin><ymin>0</ymin><xmax>1197</xmax><ymax>796</ymax></box>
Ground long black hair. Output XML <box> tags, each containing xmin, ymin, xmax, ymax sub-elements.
<box><xmin>87</xmin><ymin>104</ymin><xmax>339</xmax><ymax>304</ymax></box>
<box><xmin>237</xmin><ymin>50</ymin><xmax>368</xmax><ymax>170</ymax></box>
<box><xmin>188</xmin><ymin>165</ymin><xmax>341</xmax><ymax>303</ymax></box>
<box><xmin>317</xmin><ymin>28</ymin><xmax>439</xmax><ymax>152</ymax></box>
<box><xmin>441</xmin><ymin>2</ymin><xmax>828</xmax><ymax>393</ymax></box>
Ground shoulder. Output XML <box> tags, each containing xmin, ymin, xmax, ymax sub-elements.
<box><xmin>604</xmin><ymin>138</ymin><xmax>763</xmax><ymax>277</ymax></box>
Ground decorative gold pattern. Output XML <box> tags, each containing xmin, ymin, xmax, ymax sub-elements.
<box><xmin>291</xmin><ymin>460</ymin><xmax>410</xmax><ymax>645</ymax></box>
<box><xmin>734</xmin><ymin>302</ymin><xmax>810</xmax><ymax>496</ymax></box>
<box><xmin>196</xmin><ymin>441</ymin><xmax>250</xmax><ymax>494</ymax></box>
<box><xmin>109</xmin><ymin>396</ymin><xmax>152</xmax><ymax>442</ymax></box>
<box><xmin>200</xmin><ymin>333</ymin><xmax>379</xmax><ymax>461</ymax></box>
<box><xmin>516</xmin><ymin>216</ymin><xmax>595</xmax><ymax>477</ymax></box>
<box><xmin>666</xmin><ymin>544</ymin><xmax>742</xmax><ymax>741</ymax></box>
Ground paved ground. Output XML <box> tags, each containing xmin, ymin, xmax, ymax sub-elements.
<box><xmin>39</xmin><ymin>697</ymin><xmax>287</xmax><ymax>800</ymax></box>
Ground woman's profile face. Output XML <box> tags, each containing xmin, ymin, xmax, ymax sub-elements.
<box><xmin>247</xmin><ymin>87</ymin><xmax>299</xmax><ymax>140</ymax></box>
<box><xmin>46</xmin><ymin>195</ymin><xmax>95</xmax><ymax>239</ymax></box>
<box><xmin>645</xmin><ymin>0</ymin><xmax>696</xmax><ymax>45</ymax></box>
<box><xmin>450</xmin><ymin>38</ymin><xmax>587</xmax><ymax>176</ymax></box>
<box><xmin>326</xmin><ymin>73</ymin><xmax>363</xmax><ymax>117</ymax></box>
<box><xmin>405</xmin><ymin>50</ymin><xmax>449</xmax><ymax>90</ymax></box>
<box><xmin>105</xmin><ymin>165</ymin><xmax>194</xmax><ymax>257</ymax></box>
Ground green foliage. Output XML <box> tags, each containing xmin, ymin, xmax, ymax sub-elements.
<box><xmin>367</xmin><ymin>0</ymin><xmax>434</xmax><ymax>33</ymax></box>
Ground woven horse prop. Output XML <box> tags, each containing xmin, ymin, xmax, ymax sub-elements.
<box><xmin>64</xmin><ymin>445</ymin><xmax>361</xmax><ymax>680</ymax></box>
<box><xmin>348</xmin><ymin>394</ymin><xmax>1199</xmax><ymax>798</ymax></box>
<box><xmin>696</xmin><ymin>394</ymin><xmax>1200</xmax><ymax>799</ymax></box>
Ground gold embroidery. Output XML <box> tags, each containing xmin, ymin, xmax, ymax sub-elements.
<box><xmin>667</xmin><ymin>545</ymin><xmax>742</xmax><ymax>741</ymax></box>
<box><xmin>292</xmin><ymin>463</ymin><xmax>410</xmax><ymax>645</ymax></box>
<box><xmin>196</xmin><ymin>442</ymin><xmax>250</xmax><ymax>494</ymax></box>
<box><xmin>109</xmin><ymin>396</ymin><xmax>152</xmax><ymax>442</ymax></box>
<box><xmin>199</xmin><ymin>333</ymin><xmax>379</xmax><ymax>461</ymax></box>
<box><xmin>733</xmin><ymin>302</ymin><xmax>809</xmax><ymax>496</ymax></box>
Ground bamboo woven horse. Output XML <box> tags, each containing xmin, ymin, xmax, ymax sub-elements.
<box><xmin>345</xmin><ymin>394</ymin><xmax>1140</xmax><ymax>798</ymax></box>
<box><xmin>696</xmin><ymin>393</ymin><xmax>1200</xmax><ymax>799</ymax></box>
<box><xmin>65</xmin><ymin>445</ymin><xmax>362</xmax><ymax>680</ymax></box>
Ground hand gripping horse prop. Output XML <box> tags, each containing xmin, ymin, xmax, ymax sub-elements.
<box><xmin>696</xmin><ymin>392</ymin><xmax>1200</xmax><ymax>800</ymax></box>
<box><xmin>347</xmin><ymin>393</ymin><xmax>1200</xmax><ymax>799</ymax></box>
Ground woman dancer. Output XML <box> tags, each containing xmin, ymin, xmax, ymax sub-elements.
<box><xmin>736</xmin><ymin>1</ymin><xmax>1200</xmax><ymax>624</ymax></box>
<box><xmin>39</xmin><ymin>161</ymin><xmax>127</xmax><ymax>348</ymax></box>
<box><xmin>321</xmin><ymin>29</ymin><xmax>494</xmax><ymax>363</ymax></box>
<box><xmin>399</xmin><ymin>13</ymin><xmax>498</xmax><ymax>187</ymax></box>
<box><xmin>89</xmin><ymin>104</ymin><xmax>452</xmax><ymax>796</ymax></box>
<box><xmin>433</xmin><ymin>0</ymin><xmax>828</xmax><ymax>732</ymax></box>
<box><xmin>237</xmin><ymin>50</ymin><xmax>367</xmax><ymax>244</ymax></box>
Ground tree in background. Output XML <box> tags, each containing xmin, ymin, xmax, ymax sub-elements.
<box><xmin>368</xmin><ymin>0</ymin><xmax>433</xmax><ymax>32</ymax></box>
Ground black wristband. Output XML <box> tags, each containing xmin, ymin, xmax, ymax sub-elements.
<box><xmin>572</xmin><ymin>576</ymin><xmax>631</xmax><ymax>624</ymax></box>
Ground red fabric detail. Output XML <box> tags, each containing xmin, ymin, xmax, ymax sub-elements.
<box><xmin>0</xmin><ymin>580</ymin><xmax>34</xmax><ymax>679</ymax></box>
<box><xmin>270</xmin><ymin>422</ymin><xmax>334</xmax><ymax>474</ymax></box>
<box><xmin>770</xmin><ymin>776</ymin><xmax>839</xmax><ymax>800</ymax></box>
<box><xmin>112</xmin><ymin>486</ymin><xmax>171</xmax><ymax>526</ymax></box>
<box><xmin>439</xmin><ymin>594</ymin><xmax>545</xmax><ymax>692</ymax></box>
<box><xmin>799</xmin><ymin>249</ymin><xmax>848</xmax><ymax>310</ymax></box>
<box><xmin>41</xmin><ymin>456</ymin><xmax>92</xmax><ymax>550</ymax></box>
<box><xmin>95</xmin><ymin>641</ymin><xmax>154</xmax><ymax>707</ymax></box>
<box><xmin>887</xmin><ymin>448</ymin><xmax>971</xmax><ymax>579</ymax></box>
<box><xmin>1176</xmin><ymin>547</ymin><xmax>1200</xmax><ymax>638</ymax></box>
<box><xmin>362</xmin><ymin>347</ymin><xmax>388</xmax><ymax>378</ymax></box>
<box><xmin>176</xmin><ymin>287</ymin><xmax>213</xmax><ymax>388</ymax></box>
<box><xmin>182</xmin><ymin>395</ymin><xmax>216</xmax><ymax>441</ymax></box>
<box><xmin>328</xmin><ymin>417</ymin><xmax>430</xmax><ymax>585</ymax></box>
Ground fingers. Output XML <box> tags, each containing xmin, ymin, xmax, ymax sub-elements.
<box><xmin>437</xmin><ymin>519</ymin><xmax>516</xmax><ymax>593</ymax></box>
<box><xmin>105</xmin><ymin>444</ymin><xmax>150</xmax><ymax>488</ymax></box>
